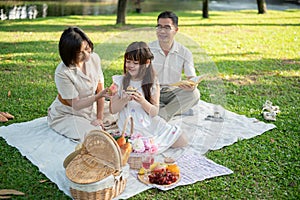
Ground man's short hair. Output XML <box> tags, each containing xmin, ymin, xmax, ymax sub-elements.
<box><xmin>157</xmin><ymin>11</ymin><xmax>178</xmax><ymax>27</ymax></box>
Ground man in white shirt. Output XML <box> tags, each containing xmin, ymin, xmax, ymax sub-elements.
<box><xmin>149</xmin><ymin>11</ymin><xmax>200</xmax><ymax>121</ymax></box>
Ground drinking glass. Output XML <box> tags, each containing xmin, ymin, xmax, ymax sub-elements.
<box><xmin>141</xmin><ymin>152</ymin><xmax>154</xmax><ymax>181</ymax></box>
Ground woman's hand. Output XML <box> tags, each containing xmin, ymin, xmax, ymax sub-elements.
<box><xmin>98</xmin><ymin>88</ymin><xmax>111</xmax><ymax>99</ymax></box>
<box><xmin>91</xmin><ymin>118</ymin><xmax>104</xmax><ymax>129</ymax></box>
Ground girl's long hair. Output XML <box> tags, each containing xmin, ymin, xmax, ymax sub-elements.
<box><xmin>123</xmin><ymin>41</ymin><xmax>155</xmax><ymax>103</ymax></box>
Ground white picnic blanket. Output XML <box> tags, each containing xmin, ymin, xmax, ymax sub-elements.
<box><xmin>0</xmin><ymin>100</ymin><xmax>276</xmax><ymax>199</ymax></box>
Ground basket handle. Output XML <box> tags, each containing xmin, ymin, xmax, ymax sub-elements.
<box><xmin>121</xmin><ymin>116</ymin><xmax>134</xmax><ymax>137</ymax></box>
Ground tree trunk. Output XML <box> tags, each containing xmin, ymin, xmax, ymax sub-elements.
<box><xmin>135</xmin><ymin>0</ymin><xmax>142</xmax><ymax>13</ymax></box>
<box><xmin>116</xmin><ymin>0</ymin><xmax>128</xmax><ymax>24</ymax></box>
<box><xmin>257</xmin><ymin>0</ymin><xmax>267</xmax><ymax>14</ymax></box>
<box><xmin>202</xmin><ymin>0</ymin><xmax>209</xmax><ymax>18</ymax></box>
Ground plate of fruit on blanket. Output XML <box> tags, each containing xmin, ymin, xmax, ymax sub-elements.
<box><xmin>137</xmin><ymin>162</ymin><xmax>180</xmax><ymax>187</ymax></box>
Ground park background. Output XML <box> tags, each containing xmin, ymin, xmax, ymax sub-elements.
<box><xmin>0</xmin><ymin>0</ymin><xmax>299</xmax><ymax>199</ymax></box>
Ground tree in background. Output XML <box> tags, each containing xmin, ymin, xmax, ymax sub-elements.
<box><xmin>116</xmin><ymin>0</ymin><xmax>269</xmax><ymax>23</ymax></box>
<box><xmin>257</xmin><ymin>0</ymin><xmax>267</xmax><ymax>14</ymax></box>
<box><xmin>116</xmin><ymin>0</ymin><xmax>128</xmax><ymax>24</ymax></box>
<box><xmin>203</xmin><ymin>0</ymin><xmax>209</xmax><ymax>18</ymax></box>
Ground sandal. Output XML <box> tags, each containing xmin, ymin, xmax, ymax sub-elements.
<box><xmin>261</xmin><ymin>100</ymin><xmax>280</xmax><ymax>121</ymax></box>
<box><xmin>271</xmin><ymin>106</ymin><xmax>280</xmax><ymax>114</ymax></box>
<box><xmin>0</xmin><ymin>112</ymin><xmax>14</xmax><ymax>119</ymax></box>
<box><xmin>262</xmin><ymin>100</ymin><xmax>273</xmax><ymax>111</ymax></box>
<box><xmin>205</xmin><ymin>112</ymin><xmax>224</xmax><ymax>122</ymax></box>
<box><xmin>263</xmin><ymin>111</ymin><xmax>277</xmax><ymax>121</ymax></box>
<box><xmin>262</xmin><ymin>100</ymin><xmax>280</xmax><ymax>113</ymax></box>
<box><xmin>0</xmin><ymin>113</ymin><xmax>8</xmax><ymax>122</ymax></box>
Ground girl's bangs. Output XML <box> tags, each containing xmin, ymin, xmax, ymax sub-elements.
<box><xmin>125</xmin><ymin>49</ymin><xmax>139</xmax><ymax>61</ymax></box>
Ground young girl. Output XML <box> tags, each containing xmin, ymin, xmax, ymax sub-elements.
<box><xmin>110</xmin><ymin>41</ymin><xmax>187</xmax><ymax>153</ymax></box>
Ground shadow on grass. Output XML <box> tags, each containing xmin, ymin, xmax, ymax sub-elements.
<box><xmin>183</xmin><ymin>23</ymin><xmax>300</xmax><ymax>27</ymax></box>
<box><xmin>1</xmin><ymin>56</ymin><xmax>299</xmax><ymax>124</ymax></box>
<box><xmin>1</xmin><ymin>21</ymin><xmax>298</xmax><ymax>33</ymax></box>
<box><xmin>0</xmin><ymin>23</ymin><xmax>138</xmax><ymax>33</ymax></box>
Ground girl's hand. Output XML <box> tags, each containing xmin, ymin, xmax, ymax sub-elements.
<box><xmin>131</xmin><ymin>91</ymin><xmax>146</xmax><ymax>104</ymax></box>
<box><xmin>91</xmin><ymin>118</ymin><xmax>104</xmax><ymax>129</ymax></box>
<box><xmin>121</xmin><ymin>90</ymin><xmax>133</xmax><ymax>101</ymax></box>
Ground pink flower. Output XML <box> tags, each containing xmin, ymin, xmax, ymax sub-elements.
<box><xmin>130</xmin><ymin>133</ymin><xmax>142</xmax><ymax>140</ymax></box>
<box><xmin>143</xmin><ymin>138</ymin><xmax>152</xmax><ymax>150</ymax></box>
<box><xmin>129</xmin><ymin>135</ymin><xmax>158</xmax><ymax>153</ymax></box>
<box><xmin>149</xmin><ymin>144</ymin><xmax>158</xmax><ymax>153</ymax></box>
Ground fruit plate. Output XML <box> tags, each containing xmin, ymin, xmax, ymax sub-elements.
<box><xmin>137</xmin><ymin>173</ymin><xmax>180</xmax><ymax>187</ymax></box>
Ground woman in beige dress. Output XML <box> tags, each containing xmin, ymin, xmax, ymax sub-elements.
<box><xmin>47</xmin><ymin>27</ymin><xmax>108</xmax><ymax>141</ymax></box>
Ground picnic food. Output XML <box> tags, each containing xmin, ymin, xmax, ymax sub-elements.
<box><xmin>152</xmin><ymin>163</ymin><xmax>167</xmax><ymax>173</ymax></box>
<box><xmin>120</xmin><ymin>142</ymin><xmax>132</xmax><ymax>166</ymax></box>
<box><xmin>150</xmin><ymin>162</ymin><xmax>160</xmax><ymax>171</ymax></box>
<box><xmin>107</xmin><ymin>83</ymin><xmax>117</xmax><ymax>96</ymax></box>
<box><xmin>138</xmin><ymin>167</ymin><xmax>145</xmax><ymax>175</ymax></box>
<box><xmin>137</xmin><ymin>162</ymin><xmax>180</xmax><ymax>185</ymax></box>
<box><xmin>148</xmin><ymin>169</ymin><xmax>179</xmax><ymax>185</ymax></box>
<box><xmin>117</xmin><ymin>134</ymin><xmax>126</xmax><ymax>147</ymax></box>
<box><xmin>164</xmin><ymin>157</ymin><xmax>175</xmax><ymax>164</ymax></box>
<box><xmin>126</xmin><ymin>86</ymin><xmax>137</xmax><ymax>95</ymax></box>
<box><xmin>166</xmin><ymin>164</ymin><xmax>180</xmax><ymax>175</ymax></box>
<box><xmin>148</xmin><ymin>163</ymin><xmax>180</xmax><ymax>185</ymax></box>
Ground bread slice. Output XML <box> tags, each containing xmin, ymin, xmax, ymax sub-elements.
<box><xmin>126</xmin><ymin>86</ymin><xmax>137</xmax><ymax>95</ymax></box>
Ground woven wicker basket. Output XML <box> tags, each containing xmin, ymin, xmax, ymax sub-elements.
<box><xmin>128</xmin><ymin>153</ymin><xmax>143</xmax><ymax>169</ymax></box>
<box><xmin>119</xmin><ymin>116</ymin><xmax>142</xmax><ymax>170</ymax></box>
<box><xmin>117</xmin><ymin>116</ymin><xmax>154</xmax><ymax>170</ymax></box>
<box><xmin>64</xmin><ymin>130</ymin><xmax>129</xmax><ymax>200</ymax></box>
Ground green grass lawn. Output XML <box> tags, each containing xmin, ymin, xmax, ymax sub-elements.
<box><xmin>0</xmin><ymin>10</ymin><xmax>299</xmax><ymax>199</ymax></box>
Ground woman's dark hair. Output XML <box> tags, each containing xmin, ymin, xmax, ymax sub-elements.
<box><xmin>157</xmin><ymin>11</ymin><xmax>178</xmax><ymax>27</ymax></box>
<box><xmin>58</xmin><ymin>26</ymin><xmax>93</xmax><ymax>67</ymax></box>
<box><xmin>123</xmin><ymin>41</ymin><xmax>155</xmax><ymax>103</ymax></box>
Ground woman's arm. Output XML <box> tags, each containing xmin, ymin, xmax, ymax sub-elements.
<box><xmin>65</xmin><ymin>86</ymin><xmax>106</xmax><ymax>111</ymax></box>
<box><xmin>89</xmin><ymin>82</ymin><xmax>106</xmax><ymax>128</ymax></box>
<box><xmin>96</xmin><ymin>82</ymin><xmax>105</xmax><ymax>121</ymax></box>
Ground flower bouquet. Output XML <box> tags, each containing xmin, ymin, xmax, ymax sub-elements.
<box><xmin>109</xmin><ymin>116</ymin><xmax>158</xmax><ymax>169</ymax></box>
<box><xmin>129</xmin><ymin>133</ymin><xmax>158</xmax><ymax>154</ymax></box>
<box><xmin>127</xmin><ymin>134</ymin><xmax>158</xmax><ymax>169</ymax></box>
<box><xmin>111</xmin><ymin>131</ymin><xmax>158</xmax><ymax>169</ymax></box>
